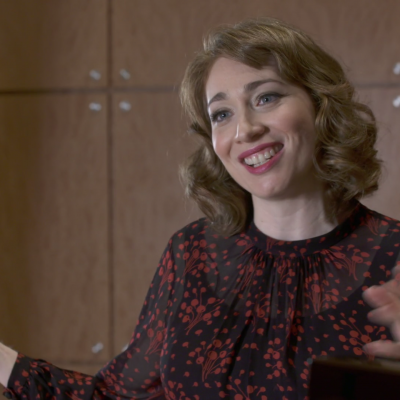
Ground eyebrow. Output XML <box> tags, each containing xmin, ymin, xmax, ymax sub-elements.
<box><xmin>207</xmin><ymin>79</ymin><xmax>284</xmax><ymax>107</ymax></box>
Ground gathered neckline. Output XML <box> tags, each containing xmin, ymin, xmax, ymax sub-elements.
<box><xmin>246</xmin><ymin>202</ymin><xmax>368</xmax><ymax>257</ymax></box>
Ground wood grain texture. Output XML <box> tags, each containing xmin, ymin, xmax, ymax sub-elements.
<box><xmin>358</xmin><ymin>88</ymin><xmax>400</xmax><ymax>220</ymax></box>
<box><xmin>112</xmin><ymin>0</ymin><xmax>400</xmax><ymax>87</ymax></box>
<box><xmin>0</xmin><ymin>0</ymin><xmax>107</xmax><ymax>90</ymax></box>
<box><xmin>0</xmin><ymin>94</ymin><xmax>110</xmax><ymax>362</ymax></box>
<box><xmin>112</xmin><ymin>92</ymin><xmax>202</xmax><ymax>353</ymax></box>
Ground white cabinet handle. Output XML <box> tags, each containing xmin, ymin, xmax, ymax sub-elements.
<box><xmin>89</xmin><ymin>70</ymin><xmax>102</xmax><ymax>81</ymax></box>
<box><xmin>394</xmin><ymin>63</ymin><xmax>400</xmax><ymax>75</ymax></box>
<box><xmin>89</xmin><ymin>102</ymin><xmax>102</xmax><ymax>112</ymax></box>
<box><xmin>119</xmin><ymin>101</ymin><xmax>131</xmax><ymax>112</ymax></box>
<box><xmin>91</xmin><ymin>342</ymin><xmax>104</xmax><ymax>354</ymax></box>
<box><xmin>393</xmin><ymin>96</ymin><xmax>400</xmax><ymax>108</ymax></box>
<box><xmin>120</xmin><ymin>69</ymin><xmax>131</xmax><ymax>80</ymax></box>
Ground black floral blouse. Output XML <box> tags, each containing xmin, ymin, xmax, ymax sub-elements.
<box><xmin>6</xmin><ymin>203</ymin><xmax>400</xmax><ymax>400</ymax></box>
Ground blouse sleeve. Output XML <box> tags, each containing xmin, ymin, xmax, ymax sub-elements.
<box><xmin>5</xmin><ymin>237</ymin><xmax>179</xmax><ymax>400</ymax></box>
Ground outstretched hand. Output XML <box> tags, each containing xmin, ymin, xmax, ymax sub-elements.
<box><xmin>362</xmin><ymin>265</ymin><xmax>400</xmax><ymax>358</ymax></box>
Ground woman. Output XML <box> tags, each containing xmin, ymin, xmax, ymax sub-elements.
<box><xmin>2</xmin><ymin>17</ymin><xmax>400</xmax><ymax>400</ymax></box>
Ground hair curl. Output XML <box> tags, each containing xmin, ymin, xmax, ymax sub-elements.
<box><xmin>180</xmin><ymin>17</ymin><xmax>381</xmax><ymax>236</ymax></box>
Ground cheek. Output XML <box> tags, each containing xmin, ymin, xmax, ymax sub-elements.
<box><xmin>279</xmin><ymin>101</ymin><xmax>315</xmax><ymax>133</ymax></box>
<box><xmin>300</xmin><ymin>119</ymin><xmax>317</xmax><ymax>151</ymax></box>
<box><xmin>297</xmin><ymin>108</ymin><xmax>316</xmax><ymax>141</ymax></box>
<box><xmin>286</xmin><ymin>113</ymin><xmax>316</xmax><ymax>148</ymax></box>
<box><xmin>289</xmin><ymin>111</ymin><xmax>314</xmax><ymax>132</ymax></box>
<box><xmin>211</xmin><ymin>132</ymin><xmax>230</xmax><ymax>159</ymax></box>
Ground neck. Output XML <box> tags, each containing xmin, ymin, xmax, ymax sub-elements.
<box><xmin>252</xmin><ymin>192</ymin><xmax>343</xmax><ymax>241</ymax></box>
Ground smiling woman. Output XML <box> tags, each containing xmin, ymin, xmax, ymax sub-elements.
<box><xmin>180</xmin><ymin>18</ymin><xmax>380</xmax><ymax>237</ymax></box>
<box><xmin>3</xmin><ymin>16</ymin><xmax>400</xmax><ymax>400</ymax></box>
<box><xmin>205</xmin><ymin>58</ymin><xmax>319</xmax><ymax>234</ymax></box>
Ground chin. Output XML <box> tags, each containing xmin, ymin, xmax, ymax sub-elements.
<box><xmin>250</xmin><ymin>180</ymin><xmax>285</xmax><ymax>198</ymax></box>
<box><xmin>250</xmin><ymin>188</ymin><xmax>282</xmax><ymax>201</ymax></box>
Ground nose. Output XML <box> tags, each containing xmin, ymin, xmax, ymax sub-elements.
<box><xmin>234</xmin><ymin>110</ymin><xmax>266</xmax><ymax>142</ymax></box>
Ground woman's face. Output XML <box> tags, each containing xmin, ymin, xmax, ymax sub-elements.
<box><xmin>205</xmin><ymin>57</ymin><xmax>320</xmax><ymax>203</ymax></box>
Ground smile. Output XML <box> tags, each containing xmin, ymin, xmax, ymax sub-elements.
<box><xmin>243</xmin><ymin>144</ymin><xmax>283</xmax><ymax>168</ymax></box>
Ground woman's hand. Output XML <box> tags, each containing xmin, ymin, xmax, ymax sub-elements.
<box><xmin>0</xmin><ymin>343</ymin><xmax>18</xmax><ymax>386</ymax></box>
<box><xmin>362</xmin><ymin>265</ymin><xmax>400</xmax><ymax>358</ymax></box>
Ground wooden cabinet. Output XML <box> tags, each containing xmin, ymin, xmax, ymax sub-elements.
<box><xmin>0</xmin><ymin>94</ymin><xmax>110</xmax><ymax>363</ymax></box>
<box><xmin>0</xmin><ymin>1</ymin><xmax>107</xmax><ymax>90</ymax></box>
<box><xmin>112</xmin><ymin>92</ymin><xmax>201</xmax><ymax>352</ymax></box>
<box><xmin>1</xmin><ymin>0</ymin><xmax>400</xmax><ymax>381</ymax></box>
<box><xmin>358</xmin><ymin>88</ymin><xmax>400</xmax><ymax>219</ymax></box>
<box><xmin>112</xmin><ymin>0</ymin><xmax>400</xmax><ymax>87</ymax></box>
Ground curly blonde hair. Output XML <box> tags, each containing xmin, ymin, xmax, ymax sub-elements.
<box><xmin>180</xmin><ymin>17</ymin><xmax>381</xmax><ymax>236</ymax></box>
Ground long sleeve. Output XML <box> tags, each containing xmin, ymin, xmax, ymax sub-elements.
<box><xmin>5</xmin><ymin>238</ymin><xmax>178</xmax><ymax>400</ymax></box>
<box><xmin>7</xmin><ymin>207</ymin><xmax>399</xmax><ymax>400</ymax></box>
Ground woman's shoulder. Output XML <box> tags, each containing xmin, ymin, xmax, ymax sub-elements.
<box><xmin>167</xmin><ymin>217</ymin><xmax>242</xmax><ymax>254</ymax></box>
<box><xmin>359</xmin><ymin>203</ymin><xmax>400</xmax><ymax>245</ymax></box>
<box><xmin>362</xmin><ymin>203</ymin><xmax>400</xmax><ymax>228</ymax></box>
<box><xmin>167</xmin><ymin>217</ymin><xmax>213</xmax><ymax>248</ymax></box>
<box><xmin>170</xmin><ymin>217</ymin><xmax>210</xmax><ymax>240</ymax></box>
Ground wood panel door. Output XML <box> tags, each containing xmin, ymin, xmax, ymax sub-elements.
<box><xmin>112</xmin><ymin>0</ymin><xmax>400</xmax><ymax>88</ymax></box>
<box><xmin>358</xmin><ymin>88</ymin><xmax>400</xmax><ymax>219</ymax></box>
<box><xmin>112</xmin><ymin>92</ymin><xmax>201</xmax><ymax>354</ymax></box>
<box><xmin>0</xmin><ymin>1</ymin><xmax>107</xmax><ymax>90</ymax></box>
<box><xmin>0</xmin><ymin>94</ymin><xmax>110</xmax><ymax>364</ymax></box>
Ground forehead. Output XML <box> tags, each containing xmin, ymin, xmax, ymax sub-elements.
<box><xmin>205</xmin><ymin>57</ymin><xmax>282</xmax><ymax>99</ymax></box>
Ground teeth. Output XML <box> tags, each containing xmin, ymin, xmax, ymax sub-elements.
<box><xmin>258</xmin><ymin>153</ymin><xmax>266</xmax><ymax>163</ymax></box>
<box><xmin>244</xmin><ymin>145</ymin><xmax>281</xmax><ymax>167</ymax></box>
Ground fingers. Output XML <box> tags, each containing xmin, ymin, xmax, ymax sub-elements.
<box><xmin>391</xmin><ymin>265</ymin><xmax>400</xmax><ymax>278</ymax></box>
<box><xmin>367</xmin><ymin>298</ymin><xmax>400</xmax><ymax>327</ymax></box>
<box><xmin>362</xmin><ymin>285</ymin><xmax>393</xmax><ymax>309</ymax></box>
<box><xmin>362</xmin><ymin>266</ymin><xmax>400</xmax><ymax>358</ymax></box>
<box><xmin>363</xmin><ymin>281</ymin><xmax>400</xmax><ymax>341</ymax></box>
<box><xmin>364</xmin><ymin>340</ymin><xmax>400</xmax><ymax>359</ymax></box>
<box><xmin>363</xmin><ymin>275</ymin><xmax>400</xmax><ymax>309</ymax></box>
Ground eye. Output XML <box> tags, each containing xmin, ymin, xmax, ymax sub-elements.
<box><xmin>257</xmin><ymin>93</ymin><xmax>281</xmax><ymax>105</ymax></box>
<box><xmin>210</xmin><ymin>109</ymin><xmax>231</xmax><ymax>123</ymax></box>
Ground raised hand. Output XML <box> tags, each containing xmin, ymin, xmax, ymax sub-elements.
<box><xmin>362</xmin><ymin>265</ymin><xmax>400</xmax><ymax>358</ymax></box>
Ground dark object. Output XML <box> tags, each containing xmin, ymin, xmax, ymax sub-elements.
<box><xmin>309</xmin><ymin>356</ymin><xmax>400</xmax><ymax>399</ymax></box>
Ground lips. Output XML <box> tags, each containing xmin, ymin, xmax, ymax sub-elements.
<box><xmin>238</xmin><ymin>142</ymin><xmax>284</xmax><ymax>175</ymax></box>
<box><xmin>244</xmin><ymin>145</ymin><xmax>283</xmax><ymax>167</ymax></box>
<box><xmin>238</xmin><ymin>143</ymin><xmax>283</xmax><ymax>163</ymax></box>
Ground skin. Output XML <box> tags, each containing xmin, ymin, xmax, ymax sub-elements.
<box><xmin>205</xmin><ymin>56</ymin><xmax>400</xmax><ymax>358</ymax></box>
<box><xmin>206</xmin><ymin>57</ymin><xmax>338</xmax><ymax>241</ymax></box>
<box><xmin>0</xmin><ymin>344</ymin><xmax>17</xmax><ymax>386</ymax></box>
<box><xmin>362</xmin><ymin>266</ymin><xmax>400</xmax><ymax>357</ymax></box>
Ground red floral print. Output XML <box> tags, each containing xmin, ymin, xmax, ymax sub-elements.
<box><xmin>5</xmin><ymin>203</ymin><xmax>400</xmax><ymax>400</ymax></box>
